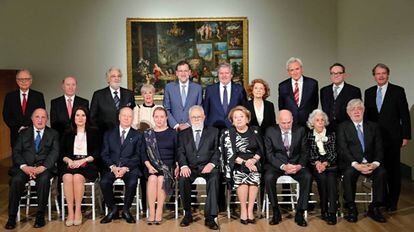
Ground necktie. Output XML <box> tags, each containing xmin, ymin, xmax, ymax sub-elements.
<box><xmin>114</xmin><ymin>91</ymin><xmax>120</xmax><ymax>110</ymax></box>
<box><xmin>35</xmin><ymin>130</ymin><xmax>41</xmax><ymax>152</ymax></box>
<box><xmin>181</xmin><ymin>84</ymin><xmax>187</xmax><ymax>107</ymax></box>
<box><xmin>333</xmin><ymin>86</ymin><xmax>339</xmax><ymax>100</ymax></box>
<box><xmin>357</xmin><ymin>124</ymin><xmax>365</xmax><ymax>152</ymax></box>
<box><xmin>283</xmin><ymin>132</ymin><xmax>290</xmax><ymax>156</ymax></box>
<box><xmin>294</xmin><ymin>81</ymin><xmax>300</xmax><ymax>106</ymax></box>
<box><xmin>195</xmin><ymin>130</ymin><xmax>201</xmax><ymax>149</ymax></box>
<box><xmin>222</xmin><ymin>85</ymin><xmax>228</xmax><ymax>113</ymax></box>
<box><xmin>120</xmin><ymin>130</ymin><xmax>126</xmax><ymax>145</ymax></box>
<box><xmin>376</xmin><ymin>87</ymin><xmax>382</xmax><ymax>112</ymax></box>
<box><xmin>67</xmin><ymin>97</ymin><xmax>72</xmax><ymax>118</ymax></box>
<box><xmin>22</xmin><ymin>93</ymin><xmax>27</xmax><ymax>115</ymax></box>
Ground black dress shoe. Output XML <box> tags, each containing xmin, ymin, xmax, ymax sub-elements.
<box><xmin>320</xmin><ymin>211</ymin><xmax>328</xmax><ymax>221</ymax></box>
<box><xmin>100</xmin><ymin>210</ymin><xmax>119</xmax><ymax>224</ymax></box>
<box><xmin>122</xmin><ymin>211</ymin><xmax>136</xmax><ymax>223</ymax></box>
<box><xmin>240</xmin><ymin>219</ymin><xmax>248</xmax><ymax>224</ymax></box>
<box><xmin>326</xmin><ymin>213</ymin><xmax>337</xmax><ymax>225</ymax></box>
<box><xmin>180</xmin><ymin>216</ymin><xmax>193</xmax><ymax>227</ymax></box>
<box><xmin>269</xmin><ymin>208</ymin><xmax>282</xmax><ymax>225</ymax></box>
<box><xmin>294</xmin><ymin>212</ymin><xmax>307</xmax><ymax>227</ymax></box>
<box><xmin>367</xmin><ymin>207</ymin><xmax>386</xmax><ymax>223</ymax></box>
<box><xmin>247</xmin><ymin>218</ymin><xmax>256</xmax><ymax>224</ymax></box>
<box><xmin>387</xmin><ymin>206</ymin><xmax>397</xmax><ymax>212</ymax></box>
<box><xmin>345</xmin><ymin>207</ymin><xmax>358</xmax><ymax>223</ymax></box>
<box><xmin>205</xmin><ymin>219</ymin><xmax>219</xmax><ymax>230</ymax></box>
<box><xmin>33</xmin><ymin>215</ymin><xmax>46</xmax><ymax>228</ymax></box>
<box><xmin>4</xmin><ymin>219</ymin><xmax>16</xmax><ymax>230</ymax></box>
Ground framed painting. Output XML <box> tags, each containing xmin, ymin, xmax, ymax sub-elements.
<box><xmin>126</xmin><ymin>17</ymin><xmax>248</xmax><ymax>100</ymax></box>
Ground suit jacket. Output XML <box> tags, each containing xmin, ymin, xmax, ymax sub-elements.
<box><xmin>306</xmin><ymin>129</ymin><xmax>337</xmax><ymax>166</ymax></box>
<box><xmin>264</xmin><ymin>125</ymin><xmax>308</xmax><ymax>170</ymax></box>
<box><xmin>60</xmin><ymin>127</ymin><xmax>101</xmax><ymax>160</ymax></box>
<box><xmin>163</xmin><ymin>81</ymin><xmax>203</xmax><ymax>128</ymax></box>
<box><xmin>278</xmin><ymin>76</ymin><xmax>318</xmax><ymax>126</ymax></box>
<box><xmin>90</xmin><ymin>87</ymin><xmax>136</xmax><ymax>132</ymax></box>
<box><xmin>203</xmin><ymin>82</ymin><xmax>246</xmax><ymax>128</ymax></box>
<box><xmin>9</xmin><ymin>126</ymin><xmax>59</xmax><ymax>176</ymax></box>
<box><xmin>100</xmin><ymin>127</ymin><xmax>144</xmax><ymax>175</ymax></box>
<box><xmin>3</xmin><ymin>89</ymin><xmax>45</xmax><ymax>147</ymax></box>
<box><xmin>337</xmin><ymin>120</ymin><xmax>383</xmax><ymax>169</ymax></box>
<box><xmin>50</xmin><ymin>95</ymin><xmax>89</xmax><ymax>136</ymax></box>
<box><xmin>244</xmin><ymin>100</ymin><xmax>276</xmax><ymax>133</ymax></box>
<box><xmin>320</xmin><ymin>82</ymin><xmax>361</xmax><ymax>128</ymax></box>
<box><xmin>364</xmin><ymin>83</ymin><xmax>411</xmax><ymax>146</ymax></box>
<box><xmin>177</xmin><ymin>126</ymin><xmax>220</xmax><ymax>171</ymax></box>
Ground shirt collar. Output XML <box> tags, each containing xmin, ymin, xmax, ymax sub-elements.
<box><xmin>377</xmin><ymin>82</ymin><xmax>388</xmax><ymax>91</ymax></box>
<box><xmin>291</xmin><ymin>76</ymin><xmax>303</xmax><ymax>84</ymax></box>
<box><xmin>64</xmin><ymin>95</ymin><xmax>75</xmax><ymax>101</ymax></box>
<box><xmin>119</xmin><ymin>126</ymin><xmax>131</xmax><ymax>136</ymax></box>
<box><xmin>20</xmin><ymin>89</ymin><xmax>29</xmax><ymax>95</ymax></box>
<box><xmin>110</xmin><ymin>86</ymin><xmax>120</xmax><ymax>94</ymax></box>
<box><xmin>33</xmin><ymin>127</ymin><xmax>45</xmax><ymax>136</ymax></box>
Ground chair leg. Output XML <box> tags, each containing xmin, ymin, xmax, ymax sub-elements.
<box><xmin>92</xmin><ymin>184</ymin><xmax>96</xmax><ymax>220</ymax></box>
<box><xmin>227</xmin><ymin>189</ymin><xmax>231</xmax><ymax>219</ymax></box>
<box><xmin>61</xmin><ymin>183</ymin><xmax>65</xmax><ymax>221</ymax></box>
<box><xmin>48</xmin><ymin>190</ymin><xmax>52</xmax><ymax>221</ymax></box>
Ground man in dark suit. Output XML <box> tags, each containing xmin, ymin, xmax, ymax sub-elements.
<box><xmin>364</xmin><ymin>63</ymin><xmax>411</xmax><ymax>212</ymax></box>
<box><xmin>164</xmin><ymin>60</ymin><xmax>203</xmax><ymax>131</ymax></box>
<box><xmin>99</xmin><ymin>107</ymin><xmax>144</xmax><ymax>224</ymax></box>
<box><xmin>337</xmin><ymin>99</ymin><xmax>387</xmax><ymax>223</ymax></box>
<box><xmin>3</xmin><ymin>69</ymin><xmax>45</xmax><ymax>148</ymax></box>
<box><xmin>50</xmin><ymin>76</ymin><xmax>89</xmax><ymax>137</ymax></box>
<box><xmin>278</xmin><ymin>57</ymin><xmax>318</xmax><ymax>127</ymax></box>
<box><xmin>320</xmin><ymin>63</ymin><xmax>361</xmax><ymax>130</ymax></box>
<box><xmin>178</xmin><ymin>105</ymin><xmax>220</xmax><ymax>230</ymax></box>
<box><xmin>264</xmin><ymin>110</ymin><xmax>312</xmax><ymax>227</ymax></box>
<box><xmin>4</xmin><ymin>108</ymin><xmax>59</xmax><ymax>230</ymax></box>
<box><xmin>203</xmin><ymin>62</ymin><xmax>246</xmax><ymax>131</ymax></box>
<box><xmin>90</xmin><ymin>67</ymin><xmax>136</xmax><ymax>134</ymax></box>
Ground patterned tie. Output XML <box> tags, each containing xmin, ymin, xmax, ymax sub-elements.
<box><xmin>35</xmin><ymin>130</ymin><xmax>41</xmax><ymax>153</ymax></box>
<box><xmin>114</xmin><ymin>91</ymin><xmax>120</xmax><ymax>110</ymax></box>
<box><xmin>195</xmin><ymin>130</ymin><xmax>201</xmax><ymax>149</ymax></box>
<box><xmin>181</xmin><ymin>84</ymin><xmax>187</xmax><ymax>107</ymax></box>
<box><xmin>376</xmin><ymin>87</ymin><xmax>382</xmax><ymax>112</ymax></box>
<box><xmin>120</xmin><ymin>130</ymin><xmax>126</xmax><ymax>145</ymax></box>
<box><xmin>222</xmin><ymin>85</ymin><xmax>228</xmax><ymax>113</ymax></box>
<box><xmin>67</xmin><ymin>97</ymin><xmax>72</xmax><ymax>118</ymax></box>
<box><xmin>283</xmin><ymin>131</ymin><xmax>290</xmax><ymax>156</ymax></box>
<box><xmin>22</xmin><ymin>93</ymin><xmax>27</xmax><ymax>115</ymax></box>
<box><xmin>357</xmin><ymin>124</ymin><xmax>365</xmax><ymax>152</ymax></box>
<box><xmin>294</xmin><ymin>81</ymin><xmax>300</xmax><ymax>106</ymax></box>
<box><xmin>333</xmin><ymin>86</ymin><xmax>339</xmax><ymax>100</ymax></box>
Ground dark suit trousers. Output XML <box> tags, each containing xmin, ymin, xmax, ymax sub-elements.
<box><xmin>100</xmin><ymin>168</ymin><xmax>139</xmax><ymax>211</ymax></box>
<box><xmin>8</xmin><ymin>169</ymin><xmax>52</xmax><ymax>216</ymax></box>
<box><xmin>264</xmin><ymin>167</ymin><xmax>312</xmax><ymax>211</ymax></box>
<box><xmin>342</xmin><ymin>166</ymin><xmax>386</xmax><ymax>208</ymax></box>
<box><xmin>179</xmin><ymin>168</ymin><xmax>219</xmax><ymax>219</ymax></box>
<box><xmin>384</xmin><ymin>143</ymin><xmax>402</xmax><ymax>208</ymax></box>
<box><xmin>311</xmin><ymin>167</ymin><xmax>338</xmax><ymax>213</ymax></box>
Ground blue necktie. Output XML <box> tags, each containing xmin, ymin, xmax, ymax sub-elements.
<box><xmin>114</xmin><ymin>91</ymin><xmax>120</xmax><ymax>110</ymax></box>
<box><xmin>376</xmin><ymin>87</ymin><xmax>382</xmax><ymax>112</ymax></box>
<box><xmin>35</xmin><ymin>130</ymin><xmax>41</xmax><ymax>152</ymax></box>
<box><xmin>222</xmin><ymin>85</ymin><xmax>228</xmax><ymax>113</ymax></box>
<box><xmin>357</xmin><ymin>124</ymin><xmax>365</xmax><ymax>152</ymax></box>
<box><xmin>181</xmin><ymin>84</ymin><xmax>187</xmax><ymax>107</ymax></box>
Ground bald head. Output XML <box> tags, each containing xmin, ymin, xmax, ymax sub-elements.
<box><xmin>31</xmin><ymin>108</ymin><xmax>48</xmax><ymax>130</ymax></box>
<box><xmin>62</xmin><ymin>76</ymin><xmax>77</xmax><ymax>96</ymax></box>
<box><xmin>278</xmin><ymin>110</ymin><xmax>293</xmax><ymax>132</ymax></box>
<box><xmin>119</xmin><ymin>107</ymin><xmax>133</xmax><ymax>129</ymax></box>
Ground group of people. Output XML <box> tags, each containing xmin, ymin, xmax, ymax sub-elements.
<box><xmin>2</xmin><ymin>57</ymin><xmax>410</xmax><ymax>230</ymax></box>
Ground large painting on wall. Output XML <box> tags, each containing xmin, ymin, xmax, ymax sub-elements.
<box><xmin>126</xmin><ymin>17</ymin><xmax>248</xmax><ymax>100</ymax></box>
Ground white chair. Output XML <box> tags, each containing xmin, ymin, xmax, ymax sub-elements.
<box><xmin>104</xmin><ymin>178</ymin><xmax>142</xmax><ymax>220</ymax></box>
<box><xmin>61</xmin><ymin>180</ymin><xmax>101</xmax><ymax>221</ymax></box>
<box><xmin>17</xmin><ymin>178</ymin><xmax>60</xmax><ymax>222</ymax></box>
<box><xmin>226</xmin><ymin>185</ymin><xmax>262</xmax><ymax>219</ymax></box>
<box><xmin>339</xmin><ymin>176</ymin><xmax>373</xmax><ymax>216</ymax></box>
<box><xmin>182</xmin><ymin>177</ymin><xmax>207</xmax><ymax>216</ymax></box>
<box><xmin>265</xmin><ymin>175</ymin><xmax>299</xmax><ymax>219</ymax></box>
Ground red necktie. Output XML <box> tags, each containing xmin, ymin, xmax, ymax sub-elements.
<box><xmin>294</xmin><ymin>82</ymin><xmax>300</xmax><ymax>106</ymax></box>
<box><xmin>22</xmin><ymin>93</ymin><xmax>27</xmax><ymax>115</ymax></box>
<box><xmin>67</xmin><ymin>98</ymin><xmax>73</xmax><ymax>118</ymax></box>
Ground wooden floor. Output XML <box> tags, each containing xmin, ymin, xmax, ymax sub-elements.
<box><xmin>1</xmin><ymin>157</ymin><xmax>414</xmax><ymax>232</ymax></box>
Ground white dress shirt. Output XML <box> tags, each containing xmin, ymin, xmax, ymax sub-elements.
<box><xmin>219</xmin><ymin>82</ymin><xmax>232</xmax><ymax>105</ymax></box>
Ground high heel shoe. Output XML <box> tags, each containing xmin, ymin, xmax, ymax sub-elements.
<box><xmin>146</xmin><ymin>220</ymin><xmax>154</xmax><ymax>225</ymax></box>
<box><xmin>247</xmin><ymin>218</ymin><xmax>256</xmax><ymax>224</ymax></box>
<box><xmin>240</xmin><ymin>219</ymin><xmax>249</xmax><ymax>225</ymax></box>
<box><xmin>73</xmin><ymin>215</ymin><xmax>82</xmax><ymax>226</ymax></box>
<box><xmin>65</xmin><ymin>219</ymin><xmax>74</xmax><ymax>227</ymax></box>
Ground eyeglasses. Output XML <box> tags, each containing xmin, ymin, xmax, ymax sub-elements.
<box><xmin>190</xmin><ymin>116</ymin><xmax>203</xmax><ymax>119</ymax></box>
<box><xmin>330</xmin><ymin>72</ymin><xmax>344</xmax><ymax>76</ymax></box>
<box><xmin>17</xmin><ymin>78</ymin><xmax>32</xmax><ymax>82</ymax></box>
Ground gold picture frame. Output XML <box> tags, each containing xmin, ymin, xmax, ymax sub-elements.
<box><xmin>126</xmin><ymin>17</ymin><xmax>249</xmax><ymax>101</ymax></box>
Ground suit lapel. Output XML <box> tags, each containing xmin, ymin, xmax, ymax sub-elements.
<box><xmin>175</xmin><ymin>82</ymin><xmax>185</xmax><ymax>108</ymax></box>
<box><xmin>379</xmin><ymin>84</ymin><xmax>392</xmax><ymax>114</ymax></box>
<box><xmin>197</xmin><ymin>127</ymin><xmax>209</xmax><ymax>151</ymax></box>
<box><xmin>214</xmin><ymin>84</ymin><xmax>226</xmax><ymax>114</ymax></box>
<box><xmin>300</xmin><ymin>78</ymin><xmax>309</xmax><ymax>108</ymax></box>
<box><xmin>229</xmin><ymin>83</ymin><xmax>238</xmax><ymax>110</ymax></box>
<box><xmin>120</xmin><ymin>128</ymin><xmax>132</xmax><ymax>151</ymax></box>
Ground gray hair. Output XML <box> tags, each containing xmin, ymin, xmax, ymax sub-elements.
<box><xmin>346</xmin><ymin>98</ymin><xmax>365</xmax><ymax>112</ymax></box>
<box><xmin>140</xmin><ymin>84</ymin><xmax>155</xmax><ymax>94</ymax></box>
<box><xmin>307</xmin><ymin>109</ymin><xmax>329</xmax><ymax>129</ymax></box>
<box><xmin>286</xmin><ymin>57</ymin><xmax>303</xmax><ymax>70</ymax></box>
<box><xmin>216</xmin><ymin>62</ymin><xmax>233</xmax><ymax>74</ymax></box>
<box><xmin>105</xmin><ymin>67</ymin><xmax>122</xmax><ymax>78</ymax></box>
<box><xmin>189</xmin><ymin>105</ymin><xmax>204</xmax><ymax>116</ymax></box>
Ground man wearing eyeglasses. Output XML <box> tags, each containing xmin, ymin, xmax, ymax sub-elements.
<box><xmin>320</xmin><ymin>63</ymin><xmax>361</xmax><ymax>130</ymax></box>
<box><xmin>3</xmin><ymin>69</ymin><xmax>46</xmax><ymax>148</ymax></box>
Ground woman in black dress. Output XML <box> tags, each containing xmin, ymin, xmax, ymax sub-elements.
<box><xmin>143</xmin><ymin>107</ymin><xmax>178</xmax><ymax>224</ymax></box>
<box><xmin>61</xmin><ymin>106</ymin><xmax>101</xmax><ymax>226</ymax></box>
<box><xmin>221</xmin><ymin>106</ymin><xmax>264</xmax><ymax>224</ymax></box>
<box><xmin>306</xmin><ymin>109</ymin><xmax>338</xmax><ymax>225</ymax></box>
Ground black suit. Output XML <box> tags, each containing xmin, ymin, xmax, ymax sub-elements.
<box><xmin>177</xmin><ymin>126</ymin><xmax>220</xmax><ymax>219</ymax></box>
<box><xmin>90</xmin><ymin>87</ymin><xmax>136</xmax><ymax>133</ymax></box>
<box><xmin>364</xmin><ymin>83</ymin><xmax>411</xmax><ymax>209</ymax></box>
<box><xmin>100</xmin><ymin>127</ymin><xmax>144</xmax><ymax>211</ymax></box>
<box><xmin>320</xmin><ymin>82</ymin><xmax>361</xmax><ymax>130</ymax></box>
<box><xmin>3</xmin><ymin>89</ymin><xmax>45</xmax><ymax>147</ymax></box>
<box><xmin>8</xmin><ymin>126</ymin><xmax>59</xmax><ymax>217</ymax></box>
<box><xmin>264</xmin><ymin>126</ymin><xmax>312</xmax><ymax>211</ymax></box>
<box><xmin>244</xmin><ymin>100</ymin><xmax>276</xmax><ymax>134</ymax></box>
<box><xmin>50</xmin><ymin>95</ymin><xmax>89</xmax><ymax>136</ymax></box>
<box><xmin>278</xmin><ymin>76</ymin><xmax>318</xmax><ymax>126</ymax></box>
<box><xmin>337</xmin><ymin>120</ymin><xmax>386</xmax><ymax>208</ymax></box>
